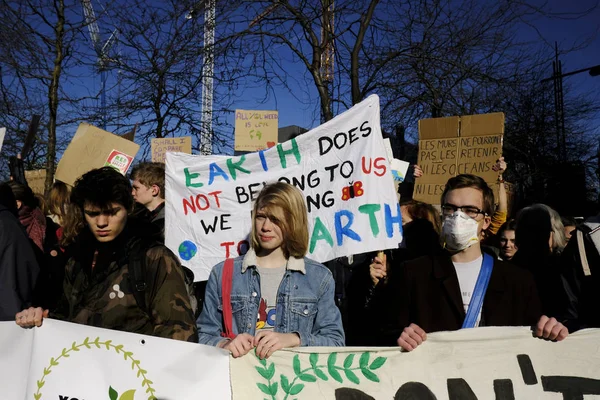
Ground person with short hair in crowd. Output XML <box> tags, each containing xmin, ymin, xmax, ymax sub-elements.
<box><xmin>130</xmin><ymin>162</ymin><xmax>166</xmax><ymax>238</ymax></box>
<box><xmin>15</xmin><ymin>167</ymin><xmax>197</xmax><ymax>342</ymax></box>
<box><xmin>198</xmin><ymin>182</ymin><xmax>345</xmax><ymax>358</ymax></box>
<box><xmin>373</xmin><ymin>174</ymin><xmax>567</xmax><ymax>350</ymax></box>
<box><xmin>497</xmin><ymin>219</ymin><xmax>517</xmax><ymax>261</ymax></box>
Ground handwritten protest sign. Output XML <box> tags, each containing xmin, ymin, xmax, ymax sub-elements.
<box><xmin>55</xmin><ymin>123</ymin><xmax>140</xmax><ymax>186</ymax></box>
<box><xmin>234</xmin><ymin>110</ymin><xmax>278</xmax><ymax>151</ymax></box>
<box><xmin>166</xmin><ymin>95</ymin><xmax>402</xmax><ymax>281</ymax></box>
<box><xmin>151</xmin><ymin>137</ymin><xmax>192</xmax><ymax>163</ymax></box>
<box><xmin>414</xmin><ymin>113</ymin><xmax>504</xmax><ymax>204</ymax></box>
<box><xmin>231</xmin><ymin>327</ymin><xmax>600</xmax><ymax>400</ymax></box>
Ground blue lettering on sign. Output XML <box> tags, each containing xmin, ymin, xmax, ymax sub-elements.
<box><xmin>334</xmin><ymin>210</ymin><xmax>361</xmax><ymax>245</ymax></box>
<box><xmin>208</xmin><ymin>163</ymin><xmax>229</xmax><ymax>185</ymax></box>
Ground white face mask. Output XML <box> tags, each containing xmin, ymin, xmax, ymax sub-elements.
<box><xmin>441</xmin><ymin>211</ymin><xmax>480</xmax><ymax>251</ymax></box>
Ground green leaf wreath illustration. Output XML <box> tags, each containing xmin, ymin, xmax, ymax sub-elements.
<box><xmin>254</xmin><ymin>351</ymin><xmax>387</xmax><ymax>399</ymax></box>
<box><xmin>34</xmin><ymin>337</ymin><xmax>156</xmax><ymax>400</ymax></box>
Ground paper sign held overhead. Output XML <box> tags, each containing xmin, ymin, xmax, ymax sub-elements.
<box><xmin>414</xmin><ymin>112</ymin><xmax>504</xmax><ymax>205</ymax></box>
<box><xmin>234</xmin><ymin>110</ymin><xmax>278</xmax><ymax>151</ymax></box>
<box><xmin>55</xmin><ymin>123</ymin><xmax>140</xmax><ymax>186</ymax></box>
<box><xmin>151</xmin><ymin>137</ymin><xmax>192</xmax><ymax>163</ymax></box>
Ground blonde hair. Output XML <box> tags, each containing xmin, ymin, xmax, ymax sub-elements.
<box><xmin>46</xmin><ymin>181</ymin><xmax>71</xmax><ymax>224</ymax></box>
<box><xmin>251</xmin><ymin>182</ymin><xmax>309</xmax><ymax>258</ymax></box>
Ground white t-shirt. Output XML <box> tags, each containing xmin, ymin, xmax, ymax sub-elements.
<box><xmin>453</xmin><ymin>255</ymin><xmax>483</xmax><ymax>327</ymax></box>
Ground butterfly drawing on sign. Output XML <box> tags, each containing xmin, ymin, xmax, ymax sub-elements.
<box><xmin>341</xmin><ymin>181</ymin><xmax>365</xmax><ymax>201</ymax></box>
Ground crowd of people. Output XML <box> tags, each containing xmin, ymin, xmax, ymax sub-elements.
<box><xmin>2</xmin><ymin>156</ymin><xmax>599</xmax><ymax>361</ymax></box>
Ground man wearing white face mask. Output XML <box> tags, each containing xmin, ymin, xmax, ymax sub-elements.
<box><xmin>375</xmin><ymin>174</ymin><xmax>569</xmax><ymax>349</ymax></box>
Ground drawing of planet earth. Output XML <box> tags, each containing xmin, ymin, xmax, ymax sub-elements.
<box><xmin>178</xmin><ymin>240</ymin><xmax>197</xmax><ymax>261</ymax></box>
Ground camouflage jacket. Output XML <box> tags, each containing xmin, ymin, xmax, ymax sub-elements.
<box><xmin>51</xmin><ymin>219</ymin><xmax>198</xmax><ymax>342</ymax></box>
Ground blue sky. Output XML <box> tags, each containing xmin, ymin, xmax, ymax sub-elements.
<box><xmin>224</xmin><ymin>0</ymin><xmax>600</xmax><ymax>140</ymax></box>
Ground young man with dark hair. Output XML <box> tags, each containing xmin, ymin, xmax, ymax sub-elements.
<box><xmin>16</xmin><ymin>167</ymin><xmax>197</xmax><ymax>342</ymax></box>
<box><xmin>130</xmin><ymin>162</ymin><xmax>166</xmax><ymax>238</ymax></box>
<box><xmin>372</xmin><ymin>174</ymin><xmax>568</xmax><ymax>349</ymax></box>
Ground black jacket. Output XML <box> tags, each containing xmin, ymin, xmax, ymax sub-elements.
<box><xmin>370</xmin><ymin>253</ymin><xmax>542</xmax><ymax>346</ymax></box>
<box><xmin>0</xmin><ymin>205</ymin><xmax>40</xmax><ymax>320</ymax></box>
<box><xmin>559</xmin><ymin>217</ymin><xmax>600</xmax><ymax>331</ymax></box>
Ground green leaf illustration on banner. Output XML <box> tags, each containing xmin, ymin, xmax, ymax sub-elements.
<box><xmin>369</xmin><ymin>356</ymin><xmax>386</xmax><ymax>370</ymax></box>
<box><xmin>109</xmin><ymin>386</ymin><xmax>118</xmax><ymax>400</ymax></box>
<box><xmin>34</xmin><ymin>337</ymin><xmax>157</xmax><ymax>400</ymax></box>
<box><xmin>253</xmin><ymin>351</ymin><xmax>388</xmax><ymax>400</ymax></box>
<box><xmin>119</xmin><ymin>389</ymin><xmax>136</xmax><ymax>400</ymax></box>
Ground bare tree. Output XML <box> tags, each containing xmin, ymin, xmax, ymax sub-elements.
<box><xmin>97</xmin><ymin>0</ymin><xmax>243</xmax><ymax>156</ymax></box>
<box><xmin>0</xmin><ymin>0</ymin><xmax>89</xmax><ymax>192</ymax></box>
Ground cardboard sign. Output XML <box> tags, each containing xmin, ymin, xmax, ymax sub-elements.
<box><xmin>166</xmin><ymin>95</ymin><xmax>402</xmax><ymax>281</ymax></box>
<box><xmin>0</xmin><ymin>127</ymin><xmax>5</xmax><ymax>154</ymax></box>
<box><xmin>151</xmin><ymin>137</ymin><xmax>192</xmax><ymax>163</ymax></box>
<box><xmin>234</xmin><ymin>110</ymin><xmax>278</xmax><ymax>151</ymax></box>
<box><xmin>414</xmin><ymin>113</ymin><xmax>504</xmax><ymax>205</ymax></box>
<box><xmin>232</xmin><ymin>327</ymin><xmax>600</xmax><ymax>400</ymax></box>
<box><xmin>24</xmin><ymin>169</ymin><xmax>47</xmax><ymax>195</ymax></box>
<box><xmin>55</xmin><ymin>123</ymin><xmax>140</xmax><ymax>186</ymax></box>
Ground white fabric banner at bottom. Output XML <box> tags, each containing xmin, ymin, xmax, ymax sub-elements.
<box><xmin>0</xmin><ymin>319</ymin><xmax>230</xmax><ymax>400</ymax></box>
<box><xmin>3</xmin><ymin>322</ymin><xmax>600</xmax><ymax>399</ymax></box>
<box><xmin>231</xmin><ymin>327</ymin><xmax>600</xmax><ymax>399</ymax></box>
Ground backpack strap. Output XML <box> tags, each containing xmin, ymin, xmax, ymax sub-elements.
<box><xmin>577</xmin><ymin>230</ymin><xmax>592</xmax><ymax>277</ymax></box>
<box><xmin>127</xmin><ymin>238</ymin><xmax>159</xmax><ymax>317</ymax></box>
<box><xmin>220</xmin><ymin>258</ymin><xmax>236</xmax><ymax>339</ymax></box>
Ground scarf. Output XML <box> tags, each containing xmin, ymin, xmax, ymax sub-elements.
<box><xmin>18</xmin><ymin>205</ymin><xmax>47</xmax><ymax>251</ymax></box>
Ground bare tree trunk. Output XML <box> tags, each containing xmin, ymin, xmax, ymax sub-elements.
<box><xmin>350</xmin><ymin>0</ymin><xmax>379</xmax><ymax>105</ymax></box>
<box><xmin>45</xmin><ymin>0</ymin><xmax>65</xmax><ymax>194</ymax></box>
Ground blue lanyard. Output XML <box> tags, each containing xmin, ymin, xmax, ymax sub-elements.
<box><xmin>461</xmin><ymin>253</ymin><xmax>494</xmax><ymax>329</ymax></box>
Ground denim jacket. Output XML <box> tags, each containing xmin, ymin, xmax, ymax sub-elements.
<box><xmin>197</xmin><ymin>249</ymin><xmax>345</xmax><ymax>347</ymax></box>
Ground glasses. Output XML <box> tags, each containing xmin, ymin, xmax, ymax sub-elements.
<box><xmin>441</xmin><ymin>204</ymin><xmax>487</xmax><ymax>219</ymax></box>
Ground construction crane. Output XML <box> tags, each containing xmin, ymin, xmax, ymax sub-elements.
<box><xmin>320</xmin><ymin>0</ymin><xmax>335</xmax><ymax>123</ymax></box>
<box><xmin>82</xmin><ymin>0</ymin><xmax>118</xmax><ymax>130</ymax></box>
<box><xmin>186</xmin><ymin>0</ymin><xmax>216</xmax><ymax>155</ymax></box>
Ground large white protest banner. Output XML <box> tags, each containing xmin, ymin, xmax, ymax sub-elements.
<box><xmin>0</xmin><ymin>319</ymin><xmax>230</xmax><ymax>400</ymax></box>
<box><xmin>3</xmin><ymin>323</ymin><xmax>600</xmax><ymax>399</ymax></box>
<box><xmin>165</xmin><ymin>95</ymin><xmax>402</xmax><ymax>281</ymax></box>
<box><xmin>231</xmin><ymin>327</ymin><xmax>600</xmax><ymax>400</ymax></box>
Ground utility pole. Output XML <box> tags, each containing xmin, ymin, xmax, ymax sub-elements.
<box><xmin>541</xmin><ymin>43</ymin><xmax>600</xmax><ymax>163</ymax></box>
